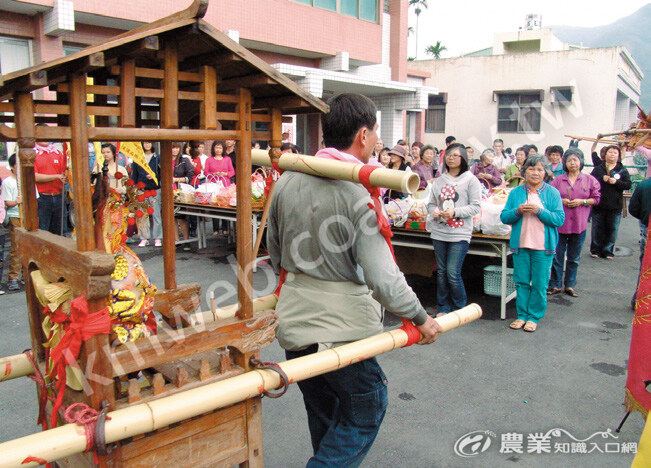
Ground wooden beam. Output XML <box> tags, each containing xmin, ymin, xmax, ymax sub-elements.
<box><xmin>0</xmin><ymin>124</ymin><xmax>73</xmax><ymax>141</ymax></box>
<box><xmin>110</xmin><ymin>65</ymin><xmax>202</xmax><ymax>83</ymax></box>
<box><xmin>91</xmin><ymin>76</ymin><xmax>110</xmax><ymax>127</ymax></box>
<box><xmin>120</xmin><ymin>58</ymin><xmax>136</xmax><ymax>127</ymax></box>
<box><xmin>160</xmin><ymin>40</ymin><xmax>179</xmax><ymax>290</ymax></box>
<box><xmin>179</xmin><ymin>51</ymin><xmax>241</xmax><ymax>72</ymax></box>
<box><xmin>218</xmin><ymin>74</ymin><xmax>275</xmax><ymax>92</ymax></box>
<box><xmin>13</xmin><ymin>93</ymin><xmax>38</xmax><ymax>230</ymax></box>
<box><xmin>253</xmin><ymin>95</ymin><xmax>311</xmax><ymax>111</ymax></box>
<box><xmin>85</xmin><ymin>52</ymin><xmax>105</xmax><ymax>71</ymax></box>
<box><xmin>270</xmin><ymin>108</ymin><xmax>283</xmax><ymax>149</ymax></box>
<box><xmin>110</xmin><ymin>310</ymin><xmax>277</xmax><ymax>376</ymax></box>
<box><xmin>88</xmin><ymin>127</ymin><xmax>239</xmax><ymax>141</ymax></box>
<box><xmin>251</xmin><ymin>131</ymin><xmax>271</xmax><ymax>141</ymax></box>
<box><xmin>200</xmin><ymin>65</ymin><xmax>217</xmax><ymax>129</ymax></box>
<box><xmin>153</xmin><ymin>283</ymin><xmax>201</xmax><ymax>328</ymax></box>
<box><xmin>117</xmin><ymin>35</ymin><xmax>160</xmax><ymax>57</ymax></box>
<box><xmin>236</xmin><ymin>88</ymin><xmax>253</xmax><ymax>320</ymax></box>
<box><xmin>57</xmin><ymin>83</ymin><xmax>120</xmax><ymax>95</ymax></box>
<box><xmin>68</xmin><ymin>73</ymin><xmax>95</xmax><ymax>252</ymax></box>
<box><xmin>14</xmin><ymin>228</ymin><xmax>114</xmax><ymax>297</ymax></box>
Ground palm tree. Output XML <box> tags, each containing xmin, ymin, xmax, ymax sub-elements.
<box><xmin>425</xmin><ymin>41</ymin><xmax>447</xmax><ymax>59</ymax></box>
<box><xmin>409</xmin><ymin>0</ymin><xmax>428</xmax><ymax>60</ymax></box>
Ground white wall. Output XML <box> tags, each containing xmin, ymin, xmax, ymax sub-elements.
<box><xmin>411</xmin><ymin>47</ymin><xmax>642</xmax><ymax>156</ymax></box>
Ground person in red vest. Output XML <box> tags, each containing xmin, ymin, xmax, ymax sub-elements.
<box><xmin>34</xmin><ymin>136</ymin><xmax>67</xmax><ymax>235</ymax></box>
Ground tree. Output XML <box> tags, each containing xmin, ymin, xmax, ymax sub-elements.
<box><xmin>409</xmin><ymin>0</ymin><xmax>428</xmax><ymax>60</ymax></box>
<box><xmin>425</xmin><ymin>41</ymin><xmax>448</xmax><ymax>59</ymax></box>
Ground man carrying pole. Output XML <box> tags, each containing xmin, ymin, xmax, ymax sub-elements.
<box><xmin>267</xmin><ymin>93</ymin><xmax>441</xmax><ymax>467</ymax></box>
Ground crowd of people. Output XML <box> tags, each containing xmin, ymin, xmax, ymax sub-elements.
<box><xmin>1</xmin><ymin>131</ymin><xmax>647</xmax><ymax>333</ymax></box>
<box><xmin>375</xmin><ymin>134</ymin><xmax>647</xmax><ymax>333</ymax></box>
<box><xmin>0</xmin><ymin>137</ymin><xmax>258</xmax><ymax>293</ymax></box>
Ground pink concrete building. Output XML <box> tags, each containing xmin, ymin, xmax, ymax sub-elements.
<box><xmin>0</xmin><ymin>0</ymin><xmax>437</xmax><ymax>155</ymax></box>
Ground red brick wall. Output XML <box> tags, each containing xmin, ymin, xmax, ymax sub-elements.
<box><xmin>0</xmin><ymin>11</ymin><xmax>36</xmax><ymax>38</ymax></box>
<box><xmin>249</xmin><ymin>50</ymin><xmax>319</xmax><ymax>69</ymax></box>
<box><xmin>60</xmin><ymin>23</ymin><xmax>125</xmax><ymax>47</ymax></box>
<box><xmin>69</xmin><ymin>0</ymin><xmax>383</xmax><ymax>64</ymax></box>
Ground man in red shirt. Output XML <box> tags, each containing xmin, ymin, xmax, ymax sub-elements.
<box><xmin>34</xmin><ymin>140</ymin><xmax>67</xmax><ymax>235</ymax></box>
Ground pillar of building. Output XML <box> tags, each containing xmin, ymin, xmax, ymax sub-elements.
<box><xmin>389</xmin><ymin>0</ymin><xmax>408</xmax><ymax>83</ymax></box>
<box><xmin>32</xmin><ymin>13</ymin><xmax>64</xmax><ymax>64</ymax></box>
<box><xmin>415</xmin><ymin>110</ymin><xmax>426</xmax><ymax>144</ymax></box>
<box><xmin>306</xmin><ymin>113</ymin><xmax>322</xmax><ymax>155</ymax></box>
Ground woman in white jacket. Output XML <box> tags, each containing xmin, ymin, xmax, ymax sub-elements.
<box><xmin>427</xmin><ymin>143</ymin><xmax>483</xmax><ymax>315</ymax></box>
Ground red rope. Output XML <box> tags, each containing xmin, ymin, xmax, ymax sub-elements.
<box><xmin>64</xmin><ymin>403</ymin><xmax>110</xmax><ymax>453</ymax></box>
<box><xmin>23</xmin><ymin>350</ymin><xmax>50</xmax><ymax>431</ymax></box>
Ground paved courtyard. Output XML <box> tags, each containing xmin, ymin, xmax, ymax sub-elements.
<box><xmin>0</xmin><ymin>214</ymin><xmax>646</xmax><ymax>467</ymax></box>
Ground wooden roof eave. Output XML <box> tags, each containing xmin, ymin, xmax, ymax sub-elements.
<box><xmin>0</xmin><ymin>0</ymin><xmax>209</xmax><ymax>101</ymax></box>
<box><xmin>0</xmin><ymin>0</ymin><xmax>328</xmax><ymax>115</ymax></box>
<box><xmin>195</xmin><ymin>21</ymin><xmax>328</xmax><ymax>115</ymax></box>
<box><xmin>0</xmin><ymin>17</ymin><xmax>199</xmax><ymax>102</ymax></box>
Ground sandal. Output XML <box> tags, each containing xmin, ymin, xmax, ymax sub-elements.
<box><xmin>590</xmin><ymin>254</ymin><xmax>598</xmax><ymax>258</ymax></box>
<box><xmin>509</xmin><ymin>319</ymin><xmax>525</xmax><ymax>330</ymax></box>
<box><xmin>564</xmin><ymin>287</ymin><xmax>579</xmax><ymax>297</ymax></box>
<box><xmin>547</xmin><ymin>287</ymin><xmax>562</xmax><ymax>296</ymax></box>
<box><xmin>523</xmin><ymin>321</ymin><xmax>537</xmax><ymax>332</ymax></box>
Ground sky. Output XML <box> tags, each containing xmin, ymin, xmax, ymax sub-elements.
<box><xmin>409</xmin><ymin>0</ymin><xmax>651</xmax><ymax>59</ymax></box>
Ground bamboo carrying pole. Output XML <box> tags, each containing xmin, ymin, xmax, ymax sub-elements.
<box><xmin>251</xmin><ymin>149</ymin><xmax>420</xmax><ymax>194</ymax></box>
<box><xmin>0</xmin><ymin>354</ymin><xmax>33</xmax><ymax>382</ymax></box>
<box><xmin>0</xmin><ymin>304</ymin><xmax>481</xmax><ymax>467</ymax></box>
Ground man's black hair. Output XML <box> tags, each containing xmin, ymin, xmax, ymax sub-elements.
<box><xmin>322</xmin><ymin>93</ymin><xmax>376</xmax><ymax>150</ymax></box>
<box><xmin>445</xmin><ymin>136</ymin><xmax>456</xmax><ymax>145</ymax></box>
<box><xmin>8</xmin><ymin>153</ymin><xmax>16</xmax><ymax>168</ymax></box>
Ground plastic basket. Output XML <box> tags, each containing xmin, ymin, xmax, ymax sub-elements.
<box><xmin>483</xmin><ymin>265</ymin><xmax>516</xmax><ymax>297</ymax></box>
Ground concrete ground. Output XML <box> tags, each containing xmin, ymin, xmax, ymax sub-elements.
<box><xmin>0</xmin><ymin>215</ymin><xmax>646</xmax><ymax>467</ymax></box>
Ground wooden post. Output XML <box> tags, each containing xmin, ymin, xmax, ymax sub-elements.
<box><xmin>160</xmin><ymin>41</ymin><xmax>179</xmax><ymax>289</ymax></box>
<box><xmin>200</xmin><ymin>65</ymin><xmax>217</xmax><ymax>130</ymax></box>
<box><xmin>236</xmin><ymin>88</ymin><xmax>253</xmax><ymax>320</ymax></box>
<box><xmin>269</xmin><ymin>108</ymin><xmax>283</xmax><ymax>150</ymax></box>
<box><xmin>119</xmin><ymin>58</ymin><xmax>136</xmax><ymax>128</ymax></box>
<box><xmin>69</xmin><ymin>73</ymin><xmax>96</xmax><ymax>251</ymax></box>
<box><xmin>13</xmin><ymin>93</ymin><xmax>39</xmax><ymax>231</ymax></box>
<box><xmin>93</xmin><ymin>75</ymin><xmax>110</xmax><ymax>128</ymax></box>
<box><xmin>251</xmin><ymin>109</ymin><xmax>282</xmax><ymax>259</ymax></box>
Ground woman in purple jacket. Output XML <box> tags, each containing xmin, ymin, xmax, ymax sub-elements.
<box><xmin>549</xmin><ymin>148</ymin><xmax>601</xmax><ymax>297</ymax></box>
<box><xmin>470</xmin><ymin>149</ymin><xmax>502</xmax><ymax>190</ymax></box>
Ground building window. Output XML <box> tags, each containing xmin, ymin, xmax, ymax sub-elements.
<box><xmin>0</xmin><ymin>36</ymin><xmax>32</xmax><ymax>161</ymax></box>
<box><xmin>63</xmin><ymin>43</ymin><xmax>85</xmax><ymax>56</ymax></box>
<box><xmin>425</xmin><ymin>95</ymin><xmax>446</xmax><ymax>133</ymax></box>
<box><xmin>496</xmin><ymin>92</ymin><xmax>542</xmax><ymax>133</ymax></box>
<box><xmin>0</xmin><ymin>36</ymin><xmax>31</xmax><ymax>75</ymax></box>
<box><xmin>292</xmin><ymin>0</ymin><xmax>378</xmax><ymax>22</ymax></box>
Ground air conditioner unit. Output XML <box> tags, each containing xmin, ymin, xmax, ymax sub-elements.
<box><xmin>551</xmin><ymin>87</ymin><xmax>573</xmax><ymax>106</ymax></box>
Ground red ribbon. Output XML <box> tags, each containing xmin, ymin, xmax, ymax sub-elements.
<box><xmin>358</xmin><ymin>165</ymin><xmax>395</xmax><ymax>261</ymax></box>
<box><xmin>47</xmin><ymin>296</ymin><xmax>111</xmax><ymax>428</ymax></box>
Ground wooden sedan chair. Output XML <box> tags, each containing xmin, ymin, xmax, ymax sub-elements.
<box><xmin>0</xmin><ymin>0</ymin><xmax>327</xmax><ymax>465</ymax></box>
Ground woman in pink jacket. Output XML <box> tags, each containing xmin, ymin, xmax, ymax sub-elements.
<box><xmin>204</xmin><ymin>140</ymin><xmax>235</xmax><ymax>186</ymax></box>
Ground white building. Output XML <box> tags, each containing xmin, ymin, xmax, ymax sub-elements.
<box><xmin>410</xmin><ymin>27</ymin><xmax>644</xmax><ymax>155</ymax></box>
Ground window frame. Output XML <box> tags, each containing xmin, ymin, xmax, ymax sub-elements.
<box><xmin>496</xmin><ymin>91</ymin><xmax>543</xmax><ymax>134</ymax></box>
<box><xmin>291</xmin><ymin>0</ymin><xmax>379</xmax><ymax>23</ymax></box>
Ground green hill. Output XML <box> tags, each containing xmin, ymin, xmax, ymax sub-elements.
<box><xmin>551</xmin><ymin>3</ymin><xmax>650</xmax><ymax>110</ymax></box>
